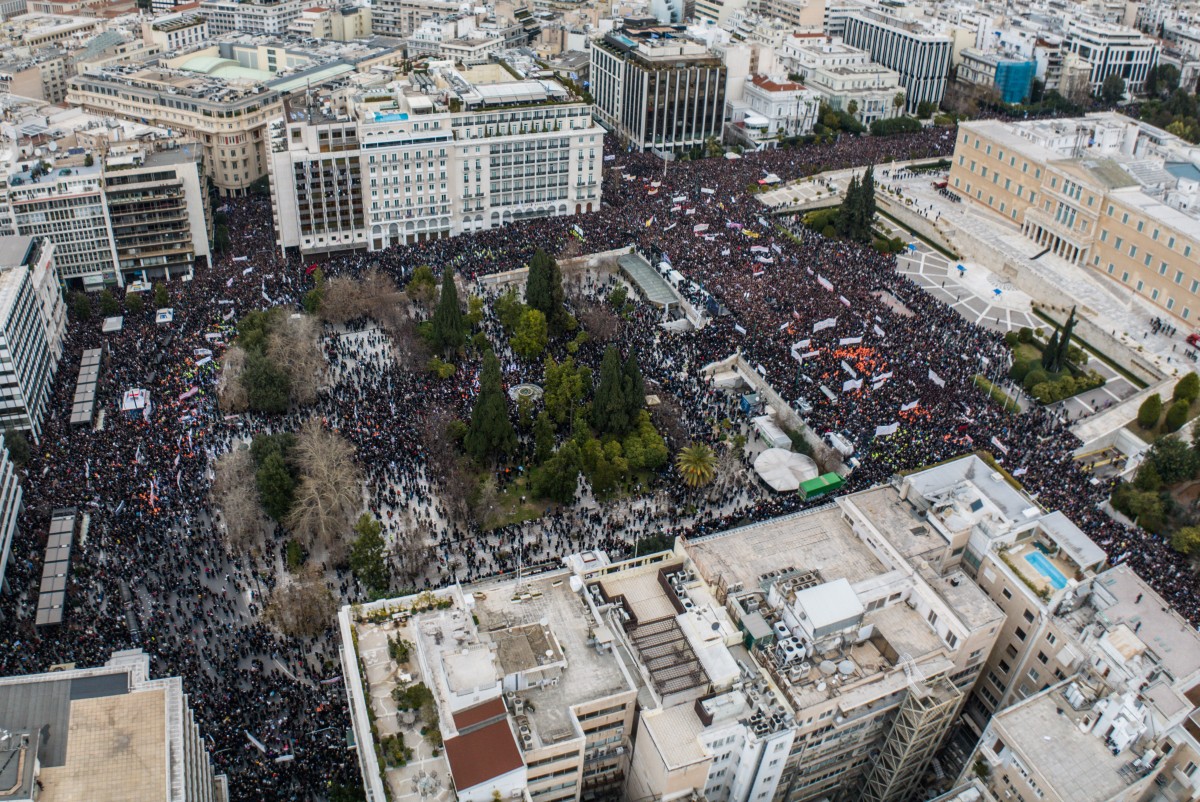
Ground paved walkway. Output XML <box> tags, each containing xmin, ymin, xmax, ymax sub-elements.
<box><xmin>882</xmin><ymin>204</ymin><xmax>1139</xmax><ymax>423</ymax></box>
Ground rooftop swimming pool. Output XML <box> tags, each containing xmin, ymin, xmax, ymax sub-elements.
<box><xmin>374</xmin><ymin>112</ymin><xmax>409</xmax><ymax>122</ymax></box>
<box><xmin>1025</xmin><ymin>551</ymin><xmax>1067</xmax><ymax>590</ymax></box>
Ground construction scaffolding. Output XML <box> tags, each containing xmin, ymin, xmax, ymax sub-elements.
<box><xmin>859</xmin><ymin>675</ymin><xmax>962</xmax><ymax>802</ymax></box>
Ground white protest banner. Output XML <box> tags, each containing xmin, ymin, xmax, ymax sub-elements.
<box><xmin>838</xmin><ymin>336</ymin><xmax>863</xmax><ymax>346</ymax></box>
<box><xmin>874</xmin><ymin>422</ymin><xmax>900</xmax><ymax>437</ymax></box>
<box><xmin>928</xmin><ymin>369</ymin><xmax>945</xmax><ymax>387</ymax></box>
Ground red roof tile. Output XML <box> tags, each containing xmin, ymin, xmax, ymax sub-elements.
<box><xmin>453</xmin><ymin>697</ymin><xmax>507</xmax><ymax>732</ymax></box>
<box><xmin>750</xmin><ymin>75</ymin><xmax>805</xmax><ymax>92</ymax></box>
<box><xmin>444</xmin><ymin>718</ymin><xmax>523</xmax><ymax>792</ymax></box>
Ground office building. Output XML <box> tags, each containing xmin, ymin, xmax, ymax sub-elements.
<box><xmin>141</xmin><ymin>12</ymin><xmax>210</xmax><ymax>52</ymax></box>
<box><xmin>0</xmin><ymin>236</ymin><xmax>63</xmax><ymax>440</ymax></box>
<box><xmin>286</xmin><ymin>5</ymin><xmax>372</xmax><ymax>41</ymax></box>
<box><xmin>1064</xmin><ymin>19</ymin><xmax>1159</xmax><ymax>96</ymax></box>
<box><xmin>0</xmin><ymin>49</ymin><xmax>69</xmax><ymax>103</ymax></box>
<box><xmin>590</xmin><ymin>19</ymin><xmax>727</xmax><ymax>152</ymax></box>
<box><xmin>0</xmin><ymin>435</ymin><xmax>20</xmax><ymax>601</ymax></box>
<box><xmin>948</xmin><ymin>114</ymin><xmax>1200</xmax><ymax>324</ymax></box>
<box><xmin>0</xmin><ymin>648</ymin><xmax>229</xmax><ymax>801</ymax></box>
<box><xmin>841</xmin><ymin>8</ymin><xmax>952</xmax><ymax>113</ymax></box>
<box><xmin>197</xmin><ymin>0</ymin><xmax>302</xmax><ymax>36</ymax></box>
<box><xmin>267</xmin><ymin>62</ymin><xmax>602</xmax><ymax>255</ymax></box>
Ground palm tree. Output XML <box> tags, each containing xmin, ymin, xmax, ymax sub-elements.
<box><xmin>676</xmin><ymin>443</ymin><xmax>717</xmax><ymax>488</ymax></box>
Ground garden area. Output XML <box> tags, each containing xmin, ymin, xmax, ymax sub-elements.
<box><xmin>1003</xmin><ymin>309</ymin><xmax>1106</xmax><ymax>404</ymax></box>
<box><xmin>1133</xmin><ymin>372</ymin><xmax>1200</xmax><ymax>439</ymax></box>
<box><xmin>800</xmin><ymin>166</ymin><xmax>907</xmax><ymax>255</ymax></box>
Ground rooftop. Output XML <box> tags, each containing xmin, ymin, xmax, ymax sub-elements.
<box><xmin>993</xmin><ymin>684</ymin><xmax>1148</xmax><ymax>800</ymax></box>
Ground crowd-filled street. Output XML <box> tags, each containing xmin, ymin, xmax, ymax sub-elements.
<box><xmin>0</xmin><ymin>127</ymin><xmax>1196</xmax><ymax>800</ymax></box>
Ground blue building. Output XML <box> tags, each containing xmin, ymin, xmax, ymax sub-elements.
<box><xmin>958</xmin><ymin>47</ymin><xmax>1037</xmax><ymax>104</ymax></box>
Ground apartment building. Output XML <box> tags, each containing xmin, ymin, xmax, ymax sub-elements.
<box><xmin>754</xmin><ymin>0</ymin><xmax>824</xmax><ymax>31</ymax></box>
<box><xmin>286</xmin><ymin>5</ymin><xmax>372</xmax><ymax>41</ymax></box>
<box><xmin>0</xmin><ymin>49</ymin><xmax>69</xmax><ymax>102</ymax></box>
<box><xmin>779</xmin><ymin>37</ymin><xmax>903</xmax><ymax>124</ymax></box>
<box><xmin>4</xmin><ymin>12</ymin><xmax>100</xmax><ymax>47</ymax></box>
<box><xmin>267</xmin><ymin>64</ymin><xmax>602</xmax><ymax>255</ymax></box>
<box><xmin>0</xmin><ymin>648</ymin><xmax>230</xmax><ymax>801</ymax></box>
<box><xmin>198</xmin><ymin>0</ymin><xmax>302</xmax><ymax>36</ymax></box>
<box><xmin>962</xmin><ymin>565</ymin><xmax>1200</xmax><ymax>801</ymax></box>
<box><xmin>956</xmin><ymin>47</ymin><xmax>1037</xmax><ymax>104</ymax></box>
<box><xmin>1064</xmin><ymin>18</ymin><xmax>1159</xmax><ymax>96</ymax></box>
<box><xmin>371</xmin><ymin>0</ymin><xmax>458</xmax><ymax>36</ymax></box>
<box><xmin>0</xmin><ymin>423</ymin><xmax>21</xmax><ymax>600</ymax></box>
<box><xmin>590</xmin><ymin>19</ymin><xmax>727</xmax><ymax>152</ymax></box>
<box><xmin>841</xmin><ymin>7</ymin><xmax>952</xmax><ymax>112</ymax></box>
<box><xmin>339</xmin><ymin>556</ymin><xmax>639</xmax><ymax>802</ymax></box>
<box><xmin>142</xmin><ymin>12</ymin><xmax>210</xmax><ymax>52</ymax></box>
<box><xmin>948</xmin><ymin>114</ymin><xmax>1200</xmax><ymax>324</ymax></box>
<box><xmin>103</xmin><ymin>146</ymin><xmax>212</xmax><ymax>284</ymax></box>
<box><xmin>0</xmin><ymin>236</ymin><xmax>65</xmax><ymax>439</ymax></box>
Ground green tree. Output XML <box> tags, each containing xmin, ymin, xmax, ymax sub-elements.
<box><xmin>256</xmin><ymin>451</ymin><xmax>296</xmax><ymax>520</ymax></box>
<box><xmin>99</xmin><ymin>289</ymin><xmax>120</xmax><ymax>317</ymax></box>
<box><xmin>1101</xmin><ymin>74</ymin><xmax>1126</xmax><ymax>104</ymax></box>
<box><xmin>533</xmin><ymin>410</ymin><xmax>556</xmax><ymax>463</ymax></box>
<box><xmin>464</xmin><ymin>350</ymin><xmax>516</xmax><ymax>461</ymax></box>
<box><xmin>1</xmin><ymin>429</ymin><xmax>30</xmax><ymax>466</ymax></box>
<box><xmin>125</xmin><ymin>293</ymin><xmax>144</xmax><ymax>315</ymax></box>
<box><xmin>242</xmin><ymin>351</ymin><xmax>291</xmax><ymax>414</ymax></box>
<box><xmin>1054</xmin><ymin>307</ymin><xmax>1077</xmax><ymax>370</ymax></box>
<box><xmin>531</xmin><ymin>441</ymin><xmax>580</xmax><ymax>503</ymax></box>
<box><xmin>543</xmin><ymin>355</ymin><xmax>591</xmax><ymax>426</ymax></box>
<box><xmin>916</xmin><ymin>100</ymin><xmax>935</xmax><ymax>118</ymax></box>
<box><xmin>1133</xmin><ymin>462</ymin><xmax>1162</xmax><ymax>492</ymax></box>
<box><xmin>466</xmin><ymin>295</ymin><xmax>485</xmax><ymax>326</ymax></box>
<box><xmin>511</xmin><ymin>308</ymin><xmax>548</xmax><ymax>360</ymax></box>
<box><xmin>406</xmin><ymin>265</ymin><xmax>438</xmax><ymax>305</ymax></box>
<box><xmin>250</xmin><ymin>432</ymin><xmax>297</xmax><ymax>467</ymax></box>
<box><xmin>303</xmin><ymin>267</ymin><xmax>326</xmax><ymax>315</ymax></box>
<box><xmin>349</xmin><ymin>513</ymin><xmax>390</xmax><ymax>598</ymax></box>
<box><xmin>1042</xmin><ymin>329</ymin><xmax>1060</xmax><ymax>370</ymax></box>
<box><xmin>836</xmin><ymin>175</ymin><xmax>860</xmax><ymax>239</ymax></box>
<box><xmin>153</xmin><ymin>283</ymin><xmax>169</xmax><ymax>309</ymax></box>
<box><xmin>608</xmin><ymin>285</ymin><xmax>628</xmax><ymax>310</ymax></box>
<box><xmin>591</xmin><ymin>346</ymin><xmax>630</xmax><ymax>435</ymax></box>
<box><xmin>623</xmin><ymin>411</ymin><xmax>668</xmax><ymax>471</ymax></box>
<box><xmin>1174</xmin><ymin>372</ymin><xmax>1200</xmax><ymax>403</ymax></box>
<box><xmin>213</xmin><ymin>225</ymin><xmax>231</xmax><ymax>253</ymax></box>
<box><xmin>495</xmin><ymin>287</ymin><xmax>526</xmax><ymax>332</ymax></box>
<box><xmin>1137</xmin><ymin>393</ymin><xmax>1163</xmax><ymax>429</ymax></box>
<box><xmin>71</xmin><ymin>292</ymin><xmax>91</xmax><ymax>320</ymax></box>
<box><xmin>1165</xmin><ymin>399</ymin><xmax>1190</xmax><ymax>432</ymax></box>
<box><xmin>581</xmin><ymin>437</ymin><xmax>628</xmax><ymax>497</ymax></box>
<box><xmin>622</xmin><ymin>350</ymin><xmax>646</xmax><ymax>422</ymax></box>
<box><xmin>1171</xmin><ymin>525</ymin><xmax>1200</xmax><ymax>555</ymax></box>
<box><xmin>893</xmin><ymin>92</ymin><xmax>905</xmax><ymax>113</ymax></box>
<box><xmin>1145</xmin><ymin>435</ymin><xmax>1197</xmax><ymax>484</ymax></box>
<box><xmin>1123</xmin><ymin>487</ymin><xmax>1165</xmax><ymax>530</ymax></box>
<box><xmin>525</xmin><ymin>249</ymin><xmax>566</xmax><ymax>333</ymax></box>
<box><xmin>676</xmin><ymin>443</ymin><xmax>717</xmax><ymax>488</ymax></box>
<box><xmin>430</xmin><ymin>269</ymin><xmax>465</xmax><ymax>354</ymax></box>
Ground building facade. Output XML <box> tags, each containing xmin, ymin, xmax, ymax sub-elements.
<box><xmin>948</xmin><ymin>115</ymin><xmax>1200</xmax><ymax>324</ymax></box>
<box><xmin>370</xmin><ymin>0</ymin><xmax>458</xmax><ymax>37</ymax></box>
<box><xmin>841</xmin><ymin>9</ymin><xmax>952</xmax><ymax>113</ymax></box>
<box><xmin>780</xmin><ymin>38</ymin><xmax>903</xmax><ymax>124</ymax></box>
<box><xmin>268</xmin><ymin>67</ymin><xmax>602</xmax><ymax>256</ymax></box>
<box><xmin>956</xmin><ymin>47</ymin><xmax>1037</xmax><ymax>104</ymax></box>
<box><xmin>590</xmin><ymin>19</ymin><xmax>727</xmax><ymax>152</ymax></box>
<box><xmin>0</xmin><ymin>236</ymin><xmax>64</xmax><ymax>439</ymax></box>
<box><xmin>0</xmin><ymin>435</ymin><xmax>21</xmax><ymax>600</ymax></box>
<box><xmin>726</xmin><ymin>75</ymin><xmax>821</xmax><ymax>149</ymax></box>
<box><xmin>197</xmin><ymin>0</ymin><xmax>303</xmax><ymax>36</ymax></box>
<box><xmin>1064</xmin><ymin>19</ymin><xmax>1159</xmax><ymax>96</ymax></box>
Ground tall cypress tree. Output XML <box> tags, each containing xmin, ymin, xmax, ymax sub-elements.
<box><xmin>858</xmin><ymin>166</ymin><xmax>877</xmax><ymax>242</ymax></box>
<box><xmin>591</xmin><ymin>346</ymin><xmax>629</xmax><ymax>435</ymax></box>
<box><xmin>525</xmin><ymin>249</ymin><xmax>566</xmax><ymax>333</ymax></box>
<box><xmin>622</xmin><ymin>350</ymin><xmax>645</xmax><ymax>423</ymax></box>
<box><xmin>1042</xmin><ymin>329</ymin><xmax>1060</xmax><ymax>371</ymax></box>
<box><xmin>465</xmin><ymin>350</ymin><xmax>516</xmax><ymax>461</ymax></box>
<box><xmin>431</xmin><ymin>269</ymin><xmax>465</xmax><ymax>354</ymax></box>
<box><xmin>1056</xmin><ymin>306</ymin><xmax>1077</xmax><ymax>370</ymax></box>
<box><xmin>837</xmin><ymin>175</ymin><xmax>859</xmax><ymax>239</ymax></box>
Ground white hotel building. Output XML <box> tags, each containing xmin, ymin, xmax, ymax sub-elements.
<box><xmin>268</xmin><ymin>65</ymin><xmax>603</xmax><ymax>255</ymax></box>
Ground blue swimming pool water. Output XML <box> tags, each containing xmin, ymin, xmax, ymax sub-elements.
<box><xmin>1025</xmin><ymin>551</ymin><xmax>1067</xmax><ymax>590</ymax></box>
<box><xmin>374</xmin><ymin>112</ymin><xmax>409</xmax><ymax>122</ymax></box>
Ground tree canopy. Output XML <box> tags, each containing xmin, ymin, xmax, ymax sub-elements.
<box><xmin>464</xmin><ymin>350</ymin><xmax>516</xmax><ymax>461</ymax></box>
<box><xmin>430</xmin><ymin>269</ymin><xmax>466</xmax><ymax>354</ymax></box>
<box><xmin>525</xmin><ymin>249</ymin><xmax>567</xmax><ymax>333</ymax></box>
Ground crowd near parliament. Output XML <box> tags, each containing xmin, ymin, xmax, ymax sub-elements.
<box><xmin>0</xmin><ymin>124</ymin><xmax>1197</xmax><ymax>799</ymax></box>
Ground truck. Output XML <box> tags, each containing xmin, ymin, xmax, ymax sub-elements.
<box><xmin>799</xmin><ymin>472</ymin><xmax>845</xmax><ymax>501</ymax></box>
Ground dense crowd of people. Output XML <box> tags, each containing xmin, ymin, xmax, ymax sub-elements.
<box><xmin>0</xmin><ymin>124</ymin><xmax>1195</xmax><ymax>801</ymax></box>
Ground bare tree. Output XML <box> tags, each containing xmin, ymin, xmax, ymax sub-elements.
<box><xmin>418</xmin><ymin>408</ymin><xmax>460</xmax><ymax>481</ymax></box>
<box><xmin>319</xmin><ymin>276</ymin><xmax>369</xmax><ymax>325</ymax></box>
<box><xmin>210</xmin><ymin>448</ymin><xmax>264</xmax><ymax>552</ymax></box>
<box><xmin>650</xmin><ymin>393</ymin><xmax>690</xmax><ymax>447</ymax></box>
<box><xmin>266</xmin><ymin>313</ymin><xmax>326</xmax><ymax>406</ymax></box>
<box><xmin>265</xmin><ymin>566</ymin><xmax>337</xmax><ymax>638</ymax></box>
<box><xmin>390</xmin><ymin>316</ymin><xmax>431</xmax><ymax>371</ymax></box>
<box><xmin>217</xmin><ymin>345</ymin><xmax>249</xmax><ymax>412</ymax></box>
<box><xmin>285</xmin><ymin>418</ymin><xmax>362</xmax><ymax>558</ymax></box>
<box><xmin>392</xmin><ymin>527</ymin><xmax>434</xmax><ymax>588</ymax></box>
<box><xmin>576</xmin><ymin>300</ymin><xmax>620</xmax><ymax>343</ymax></box>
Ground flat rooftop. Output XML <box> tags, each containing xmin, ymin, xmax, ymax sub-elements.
<box><xmin>686</xmin><ymin>506</ymin><xmax>889</xmax><ymax>592</ymax></box>
<box><xmin>472</xmin><ymin>572</ymin><xmax>633</xmax><ymax>747</ymax></box>
<box><xmin>994</xmin><ymin>686</ymin><xmax>1140</xmax><ymax>800</ymax></box>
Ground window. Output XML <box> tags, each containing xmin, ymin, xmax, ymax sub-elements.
<box><xmin>1005</xmin><ymin>643</ymin><xmax>1018</xmax><ymax>659</ymax></box>
<box><xmin>1137</xmin><ymin>280</ymin><xmax>1145</xmax><ymax>292</ymax></box>
<box><xmin>1176</xmin><ymin>271</ymin><xmax>1184</xmax><ymax>285</ymax></box>
<box><xmin>1028</xmin><ymin>667</ymin><xmax>1040</xmax><ymax>681</ymax></box>
<box><xmin>1137</xmin><ymin>220</ymin><xmax>1145</xmax><ymax>232</ymax></box>
<box><xmin>1001</xmin><ymin>587</ymin><xmax>1012</xmax><ymax>600</ymax></box>
<box><xmin>1023</xmin><ymin>609</ymin><xmax>1034</xmax><ymax>623</ymax></box>
<box><xmin>1037</xmin><ymin>650</ymin><xmax>1048</xmax><ymax>664</ymax></box>
<box><xmin>1046</xmin><ymin>632</ymin><xmax>1056</xmax><ymax>646</ymax></box>
<box><xmin>1187</xmin><ymin>246</ymin><xmax>1194</xmax><ymax>258</ymax></box>
<box><xmin>1168</xmin><ymin>297</ymin><xmax>1175</xmax><ymax>310</ymax></box>
<box><xmin>1100</xmin><ymin>229</ymin><xmax>1108</xmax><ymax>242</ymax></box>
<box><xmin>1153</xmin><ymin>228</ymin><xmax>1159</xmax><ymax>240</ymax></box>
<box><xmin>1123</xmin><ymin>272</ymin><xmax>1131</xmax><ymax>283</ymax></box>
<box><xmin>928</xmin><ymin>610</ymin><xmax>940</xmax><ymax>626</ymax></box>
<box><xmin>1115</xmin><ymin>237</ymin><xmax>1123</xmax><ymax>250</ymax></box>
<box><xmin>998</xmin><ymin>659</ymin><xmax>1011</xmax><ymax>674</ymax></box>
<box><xmin>1146</xmin><ymin>253</ymin><xmax>1154</xmax><ymax>267</ymax></box>
<box><xmin>1015</xmin><ymin>626</ymin><xmax>1027</xmax><ymax>641</ymax></box>
<box><xmin>1122</xmin><ymin>212</ymin><xmax>1129</xmax><ymax>224</ymax></box>
<box><xmin>1152</xmin><ymin>289</ymin><xmax>1160</xmax><ymax>301</ymax></box>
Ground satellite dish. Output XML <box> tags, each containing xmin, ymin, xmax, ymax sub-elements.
<box><xmin>47</xmin><ymin>141</ymin><xmax>57</xmax><ymax>152</ymax></box>
<box><xmin>711</xmin><ymin>621</ymin><xmax>720</xmax><ymax>632</ymax></box>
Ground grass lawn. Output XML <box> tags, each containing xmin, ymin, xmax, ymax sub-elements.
<box><xmin>1012</xmin><ymin>342</ymin><xmax>1042</xmax><ymax>365</ymax></box>
<box><xmin>485</xmin><ymin>476</ymin><xmax>545</xmax><ymax>530</ymax></box>
<box><xmin>973</xmin><ymin>374</ymin><xmax>1021</xmax><ymax>413</ymax></box>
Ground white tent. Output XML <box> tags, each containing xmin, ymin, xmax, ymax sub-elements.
<box><xmin>753</xmin><ymin>448</ymin><xmax>819</xmax><ymax>492</ymax></box>
<box><xmin>753</xmin><ymin>415</ymin><xmax>792</xmax><ymax>449</ymax></box>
